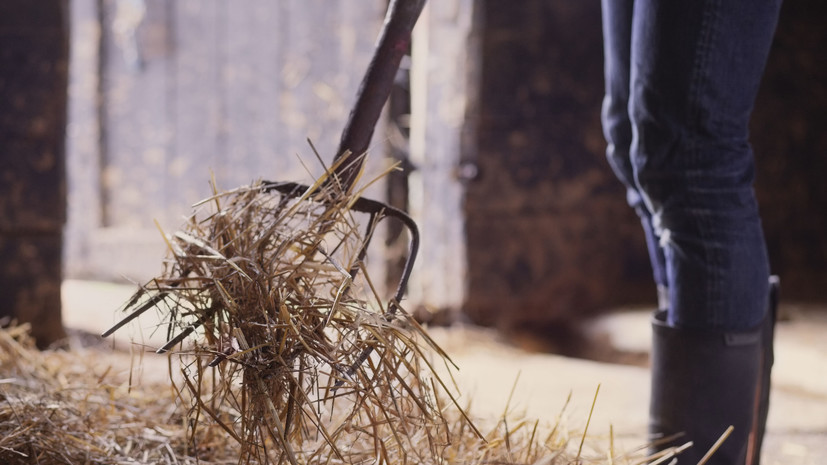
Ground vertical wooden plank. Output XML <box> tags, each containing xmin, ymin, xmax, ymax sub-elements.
<box><xmin>310</xmin><ymin>0</ymin><xmax>354</xmax><ymax>160</ymax></box>
<box><xmin>407</xmin><ymin>0</ymin><xmax>477</xmax><ymax>314</ymax></box>
<box><xmin>100</xmin><ymin>0</ymin><xmax>171</xmax><ymax>228</ymax></box>
<box><xmin>221</xmin><ymin>0</ymin><xmax>285</xmax><ymax>187</ymax></box>
<box><xmin>168</xmin><ymin>0</ymin><xmax>222</xmax><ymax>214</ymax></box>
<box><xmin>87</xmin><ymin>0</ymin><xmax>170</xmax><ymax>281</ymax></box>
<box><xmin>280</xmin><ymin>0</ymin><xmax>329</xmax><ymax>176</ymax></box>
<box><xmin>65</xmin><ymin>0</ymin><xmax>102</xmax><ymax>277</ymax></box>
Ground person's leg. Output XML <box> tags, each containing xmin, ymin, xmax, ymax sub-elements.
<box><xmin>600</xmin><ymin>0</ymin><xmax>668</xmax><ymax>307</ymax></box>
<box><xmin>627</xmin><ymin>1</ymin><xmax>783</xmax><ymax>463</ymax></box>
<box><xmin>629</xmin><ymin>0</ymin><xmax>781</xmax><ymax>331</ymax></box>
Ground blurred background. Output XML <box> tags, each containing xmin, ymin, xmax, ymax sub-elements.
<box><xmin>2</xmin><ymin>0</ymin><xmax>825</xmax><ymax>348</ymax></box>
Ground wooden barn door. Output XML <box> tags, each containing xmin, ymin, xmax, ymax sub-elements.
<box><xmin>66</xmin><ymin>0</ymin><xmax>385</xmax><ymax>282</ymax></box>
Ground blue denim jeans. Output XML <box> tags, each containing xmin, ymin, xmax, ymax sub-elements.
<box><xmin>601</xmin><ymin>0</ymin><xmax>782</xmax><ymax>330</ymax></box>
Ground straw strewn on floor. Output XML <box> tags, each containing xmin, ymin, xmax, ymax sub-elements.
<box><xmin>1</xmin><ymin>323</ymin><xmax>652</xmax><ymax>464</ymax></box>
<box><xmin>0</xmin><ymin>325</ymin><xmax>193</xmax><ymax>464</ymax></box>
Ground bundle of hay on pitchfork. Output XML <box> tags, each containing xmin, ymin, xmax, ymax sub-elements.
<box><xmin>102</xmin><ymin>146</ymin><xmax>486</xmax><ymax>464</ymax></box>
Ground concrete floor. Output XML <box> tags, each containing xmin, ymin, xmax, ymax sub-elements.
<box><xmin>62</xmin><ymin>279</ymin><xmax>826</xmax><ymax>464</ymax></box>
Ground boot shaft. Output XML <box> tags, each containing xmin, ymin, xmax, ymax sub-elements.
<box><xmin>649</xmin><ymin>310</ymin><xmax>765</xmax><ymax>464</ymax></box>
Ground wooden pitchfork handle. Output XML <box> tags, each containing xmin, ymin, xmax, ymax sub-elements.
<box><xmin>329</xmin><ymin>0</ymin><xmax>427</xmax><ymax>192</ymax></box>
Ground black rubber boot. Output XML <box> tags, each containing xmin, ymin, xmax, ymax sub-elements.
<box><xmin>648</xmin><ymin>310</ymin><xmax>769</xmax><ymax>464</ymax></box>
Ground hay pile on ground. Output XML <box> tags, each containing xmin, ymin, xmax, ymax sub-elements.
<box><xmin>0</xmin><ymin>325</ymin><xmax>190</xmax><ymax>464</ymax></box>
<box><xmin>0</xmin><ymin>324</ymin><xmax>647</xmax><ymax>464</ymax></box>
